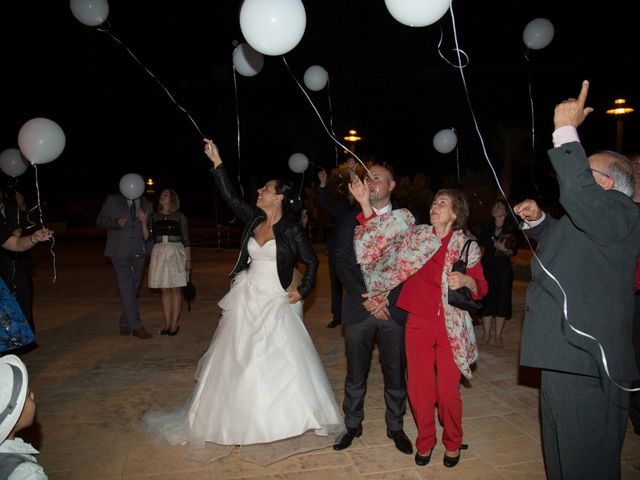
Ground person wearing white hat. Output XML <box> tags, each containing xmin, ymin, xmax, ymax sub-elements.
<box><xmin>0</xmin><ymin>355</ymin><xmax>46</xmax><ymax>479</ymax></box>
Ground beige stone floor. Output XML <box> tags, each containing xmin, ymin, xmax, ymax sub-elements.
<box><xmin>16</xmin><ymin>238</ymin><xmax>640</xmax><ymax>479</ymax></box>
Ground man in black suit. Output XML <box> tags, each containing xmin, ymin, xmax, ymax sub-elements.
<box><xmin>333</xmin><ymin>164</ymin><xmax>412</xmax><ymax>455</ymax></box>
<box><xmin>515</xmin><ymin>80</ymin><xmax>640</xmax><ymax>479</ymax></box>
<box><xmin>317</xmin><ymin>158</ymin><xmax>357</xmax><ymax>328</ymax></box>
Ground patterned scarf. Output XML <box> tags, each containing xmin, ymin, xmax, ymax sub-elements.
<box><xmin>354</xmin><ymin>209</ymin><xmax>480</xmax><ymax>378</ymax></box>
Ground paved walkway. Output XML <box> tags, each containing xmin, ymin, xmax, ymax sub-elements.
<box><xmin>16</xmin><ymin>238</ymin><xmax>640</xmax><ymax>479</ymax></box>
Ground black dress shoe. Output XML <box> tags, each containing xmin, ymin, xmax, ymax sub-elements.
<box><xmin>415</xmin><ymin>449</ymin><xmax>433</xmax><ymax>466</ymax></box>
<box><xmin>443</xmin><ymin>443</ymin><xmax>468</xmax><ymax>468</ymax></box>
<box><xmin>387</xmin><ymin>429</ymin><xmax>413</xmax><ymax>455</ymax></box>
<box><xmin>168</xmin><ymin>326</ymin><xmax>180</xmax><ymax>336</ymax></box>
<box><xmin>333</xmin><ymin>426</ymin><xmax>362</xmax><ymax>450</ymax></box>
<box><xmin>326</xmin><ymin>317</ymin><xmax>341</xmax><ymax>328</ymax></box>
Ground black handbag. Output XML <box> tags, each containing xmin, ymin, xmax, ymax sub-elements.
<box><xmin>447</xmin><ymin>239</ymin><xmax>483</xmax><ymax>311</ymax></box>
<box><xmin>183</xmin><ymin>273</ymin><xmax>196</xmax><ymax>311</ymax></box>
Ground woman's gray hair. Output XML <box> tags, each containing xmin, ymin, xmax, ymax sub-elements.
<box><xmin>597</xmin><ymin>150</ymin><xmax>634</xmax><ymax>197</ymax></box>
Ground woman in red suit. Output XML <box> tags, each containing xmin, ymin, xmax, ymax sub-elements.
<box><xmin>350</xmin><ymin>181</ymin><xmax>487</xmax><ymax>468</ymax></box>
<box><xmin>396</xmin><ymin>190</ymin><xmax>487</xmax><ymax>467</ymax></box>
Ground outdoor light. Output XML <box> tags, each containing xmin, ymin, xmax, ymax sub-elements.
<box><xmin>606</xmin><ymin>98</ymin><xmax>634</xmax><ymax>152</ymax></box>
<box><xmin>343</xmin><ymin>129</ymin><xmax>362</xmax><ymax>143</ymax></box>
<box><xmin>606</xmin><ymin>98</ymin><xmax>634</xmax><ymax>116</ymax></box>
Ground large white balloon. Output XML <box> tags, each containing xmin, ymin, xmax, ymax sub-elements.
<box><xmin>240</xmin><ymin>0</ymin><xmax>306</xmax><ymax>56</ymax></box>
<box><xmin>0</xmin><ymin>149</ymin><xmax>29</xmax><ymax>178</ymax></box>
<box><xmin>522</xmin><ymin>18</ymin><xmax>555</xmax><ymax>50</ymax></box>
<box><xmin>303</xmin><ymin>65</ymin><xmax>329</xmax><ymax>91</ymax></box>
<box><xmin>433</xmin><ymin>129</ymin><xmax>457</xmax><ymax>154</ymax></box>
<box><xmin>70</xmin><ymin>0</ymin><xmax>109</xmax><ymax>27</ymax></box>
<box><xmin>288</xmin><ymin>153</ymin><xmax>309</xmax><ymax>173</ymax></box>
<box><xmin>384</xmin><ymin>0</ymin><xmax>451</xmax><ymax>27</ymax></box>
<box><xmin>232</xmin><ymin>43</ymin><xmax>265</xmax><ymax>77</ymax></box>
<box><xmin>17</xmin><ymin>118</ymin><xmax>66</xmax><ymax>165</ymax></box>
<box><xmin>119</xmin><ymin>173</ymin><xmax>145</xmax><ymax>200</ymax></box>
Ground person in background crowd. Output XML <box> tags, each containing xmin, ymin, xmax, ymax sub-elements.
<box><xmin>317</xmin><ymin>157</ymin><xmax>358</xmax><ymax>328</ymax></box>
<box><xmin>477</xmin><ymin>199</ymin><xmax>519</xmax><ymax>347</ymax></box>
<box><xmin>142</xmin><ymin>188</ymin><xmax>191</xmax><ymax>336</ymax></box>
<box><xmin>96</xmin><ymin>186</ymin><xmax>154</xmax><ymax>339</ymax></box>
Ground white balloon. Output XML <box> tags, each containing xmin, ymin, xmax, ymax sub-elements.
<box><xmin>240</xmin><ymin>0</ymin><xmax>306</xmax><ymax>56</ymax></box>
<box><xmin>303</xmin><ymin>65</ymin><xmax>329</xmax><ymax>91</ymax></box>
<box><xmin>0</xmin><ymin>149</ymin><xmax>29</xmax><ymax>178</ymax></box>
<box><xmin>523</xmin><ymin>18</ymin><xmax>555</xmax><ymax>50</ymax></box>
<box><xmin>288</xmin><ymin>153</ymin><xmax>309</xmax><ymax>173</ymax></box>
<box><xmin>384</xmin><ymin>0</ymin><xmax>451</xmax><ymax>27</ymax></box>
<box><xmin>119</xmin><ymin>173</ymin><xmax>145</xmax><ymax>200</ymax></box>
<box><xmin>433</xmin><ymin>129</ymin><xmax>457</xmax><ymax>154</ymax></box>
<box><xmin>17</xmin><ymin>118</ymin><xmax>66</xmax><ymax>165</ymax></box>
<box><xmin>232</xmin><ymin>43</ymin><xmax>265</xmax><ymax>77</ymax></box>
<box><xmin>70</xmin><ymin>0</ymin><xmax>109</xmax><ymax>27</ymax></box>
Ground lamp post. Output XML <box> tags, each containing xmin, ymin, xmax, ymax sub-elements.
<box><xmin>145</xmin><ymin>178</ymin><xmax>155</xmax><ymax>195</ymax></box>
<box><xmin>343</xmin><ymin>129</ymin><xmax>362</xmax><ymax>155</ymax></box>
<box><xmin>606</xmin><ymin>98</ymin><xmax>634</xmax><ymax>152</ymax></box>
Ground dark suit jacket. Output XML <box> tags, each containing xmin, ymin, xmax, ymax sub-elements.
<box><xmin>96</xmin><ymin>193</ymin><xmax>153</xmax><ymax>258</ymax></box>
<box><xmin>334</xmin><ymin>212</ymin><xmax>408</xmax><ymax>327</ymax></box>
<box><xmin>520</xmin><ymin>142</ymin><xmax>640</xmax><ymax>381</ymax></box>
<box><xmin>317</xmin><ymin>186</ymin><xmax>357</xmax><ymax>250</ymax></box>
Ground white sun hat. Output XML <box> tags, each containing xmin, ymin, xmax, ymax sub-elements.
<box><xmin>0</xmin><ymin>354</ymin><xmax>28</xmax><ymax>443</ymax></box>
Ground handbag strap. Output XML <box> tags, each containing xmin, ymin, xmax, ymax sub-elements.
<box><xmin>459</xmin><ymin>239</ymin><xmax>474</xmax><ymax>263</ymax></box>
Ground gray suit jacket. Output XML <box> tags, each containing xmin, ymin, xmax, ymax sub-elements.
<box><xmin>520</xmin><ymin>142</ymin><xmax>640</xmax><ymax>381</ymax></box>
<box><xmin>96</xmin><ymin>193</ymin><xmax>153</xmax><ymax>258</ymax></box>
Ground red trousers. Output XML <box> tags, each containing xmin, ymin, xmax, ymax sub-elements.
<box><xmin>405</xmin><ymin>312</ymin><xmax>462</xmax><ymax>453</ymax></box>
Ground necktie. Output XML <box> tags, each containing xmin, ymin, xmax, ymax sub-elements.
<box><xmin>130</xmin><ymin>200</ymin><xmax>136</xmax><ymax>220</ymax></box>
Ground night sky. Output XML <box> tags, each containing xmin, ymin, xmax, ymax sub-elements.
<box><xmin>1</xmin><ymin>1</ymin><xmax>639</xmax><ymax>220</ymax></box>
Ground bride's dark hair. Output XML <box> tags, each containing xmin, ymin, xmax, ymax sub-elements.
<box><xmin>274</xmin><ymin>179</ymin><xmax>302</xmax><ymax>214</ymax></box>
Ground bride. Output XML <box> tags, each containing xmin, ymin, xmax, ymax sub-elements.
<box><xmin>144</xmin><ymin>140</ymin><xmax>344</xmax><ymax>465</ymax></box>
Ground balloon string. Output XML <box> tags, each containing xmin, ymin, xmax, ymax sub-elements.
<box><xmin>298</xmin><ymin>169</ymin><xmax>305</xmax><ymax>200</ymax></box>
<box><xmin>436</xmin><ymin>21</ymin><xmax>469</xmax><ymax>68</ymax></box>
<box><xmin>231</xmin><ymin>66</ymin><xmax>245</xmax><ymax>199</ymax></box>
<box><xmin>526</xmin><ymin>57</ymin><xmax>543</xmax><ymax>199</ymax></box>
<box><xmin>326</xmin><ymin>78</ymin><xmax>340</xmax><ymax>167</ymax></box>
<box><xmin>281</xmin><ymin>57</ymin><xmax>373</xmax><ymax>180</ymax></box>
<box><xmin>448</xmin><ymin>0</ymin><xmax>638</xmax><ymax>392</ymax></box>
<box><xmin>32</xmin><ymin>165</ymin><xmax>56</xmax><ymax>284</ymax></box>
<box><xmin>98</xmin><ymin>28</ymin><xmax>206</xmax><ymax>139</ymax></box>
<box><xmin>456</xmin><ymin>145</ymin><xmax>460</xmax><ymax>184</ymax></box>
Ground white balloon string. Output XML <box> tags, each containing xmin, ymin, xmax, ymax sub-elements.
<box><xmin>449</xmin><ymin>1</ymin><xmax>638</xmax><ymax>392</ymax></box>
<box><xmin>231</xmin><ymin>66</ymin><xmax>245</xmax><ymax>199</ymax></box>
<box><xmin>298</xmin><ymin>170</ymin><xmax>305</xmax><ymax>200</ymax></box>
<box><xmin>455</xmin><ymin>142</ymin><xmax>460</xmax><ymax>184</ymax></box>
<box><xmin>98</xmin><ymin>30</ymin><xmax>206</xmax><ymax>138</ymax></box>
<box><xmin>326</xmin><ymin>78</ymin><xmax>340</xmax><ymax>167</ymax></box>
<box><xmin>436</xmin><ymin>21</ymin><xmax>469</xmax><ymax>68</ymax></box>
<box><xmin>281</xmin><ymin>57</ymin><xmax>373</xmax><ymax>180</ymax></box>
<box><xmin>32</xmin><ymin>165</ymin><xmax>56</xmax><ymax>284</ymax></box>
<box><xmin>526</xmin><ymin>60</ymin><xmax>543</xmax><ymax>198</ymax></box>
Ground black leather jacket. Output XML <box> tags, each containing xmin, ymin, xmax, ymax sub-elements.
<box><xmin>211</xmin><ymin>165</ymin><xmax>318</xmax><ymax>298</ymax></box>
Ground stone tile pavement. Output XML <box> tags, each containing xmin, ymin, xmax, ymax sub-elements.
<box><xmin>14</xmin><ymin>238</ymin><xmax>640</xmax><ymax>479</ymax></box>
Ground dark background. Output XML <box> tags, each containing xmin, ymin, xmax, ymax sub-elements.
<box><xmin>1</xmin><ymin>1</ymin><xmax>638</xmax><ymax>222</ymax></box>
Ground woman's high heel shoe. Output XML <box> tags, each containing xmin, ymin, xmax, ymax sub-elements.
<box><xmin>168</xmin><ymin>326</ymin><xmax>180</xmax><ymax>336</ymax></box>
<box><xmin>443</xmin><ymin>444</ymin><xmax>468</xmax><ymax>468</ymax></box>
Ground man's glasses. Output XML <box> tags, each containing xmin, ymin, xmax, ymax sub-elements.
<box><xmin>590</xmin><ymin>168</ymin><xmax>611</xmax><ymax>178</ymax></box>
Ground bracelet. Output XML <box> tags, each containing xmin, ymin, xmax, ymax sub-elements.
<box><xmin>29</xmin><ymin>236</ymin><xmax>37</xmax><ymax>245</ymax></box>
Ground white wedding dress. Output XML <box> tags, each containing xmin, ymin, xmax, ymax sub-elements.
<box><xmin>144</xmin><ymin>238</ymin><xmax>344</xmax><ymax>464</ymax></box>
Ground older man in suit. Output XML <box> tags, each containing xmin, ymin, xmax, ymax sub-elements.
<box><xmin>97</xmin><ymin>190</ymin><xmax>154</xmax><ymax>338</ymax></box>
<box><xmin>515</xmin><ymin>80</ymin><xmax>640</xmax><ymax>479</ymax></box>
<box><xmin>333</xmin><ymin>164</ymin><xmax>413</xmax><ymax>456</ymax></box>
